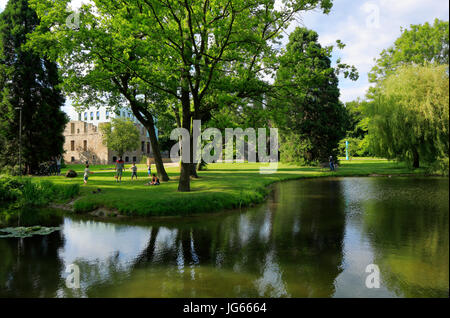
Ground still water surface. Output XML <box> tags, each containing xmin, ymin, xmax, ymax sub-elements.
<box><xmin>0</xmin><ymin>177</ymin><xmax>448</xmax><ymax>297</ymax></box>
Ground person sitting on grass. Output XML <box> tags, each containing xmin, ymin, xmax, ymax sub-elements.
<box><xmin>130</xmin><ymin>162</ymin><xmax>138</xmax><ymax>180</ymax></box>
<box><xmin>84</xmin><ymin>164</ymin><xmax>93</xmax><ymax>184</ymax></box>
<box><xmin>145</xmin><ymin>174</ymin><xmax>160</xmax><ymax>186</ymax></box>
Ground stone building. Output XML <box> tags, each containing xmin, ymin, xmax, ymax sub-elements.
<box><xmin>62</xmin><ymin>106</ymin><xmax>155</xmax><ymax>164</ymax></box>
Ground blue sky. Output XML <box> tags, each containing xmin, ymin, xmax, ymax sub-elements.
<box><xmin>1</xmin><ymin>0</ymin><xmax>449</xmax><ymax>105</ymax></box>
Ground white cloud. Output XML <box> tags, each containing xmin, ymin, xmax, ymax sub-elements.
<box><xmin>298</xmin><ymin>0</ymin><xmax>449</xmax><ymax>102</ymax></box>
<box><xmin>1</xmin><ymin>0</ymin><xmax>448</xmax><ymax>104</ymax></box>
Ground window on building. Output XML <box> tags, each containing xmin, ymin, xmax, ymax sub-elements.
<box><xmin>84</xmin><ymin>112</ymin><xmax>87</xmax><ymax>121</ymax></box>
<box><xmin>78</xmin><ymin>113</ymin><xmax>82</xmax><ymax>121</ymax></box>
<box><xmin>125</xmin><ymin>156</ymin><xmax>129</xmax><ymax>163</ymax></box>
<box><xmin>71</xmin><ymin>123</ymin><xmax>75</xmax><ymax>134</ymax></box>
<box><xmin>141</xmin><ymin>141</ymin><xmax>145</xmax><ymax>152</ymax></box>
<box><xmin>96</xmin><ymin>111</ymin><xmax>100</xmax><ymax>120</ymax></box>
<box><xmin>71</xmin><ymin>140</ymin><xmax>75</xmax><ymax>151</ymax></box>
<box><xmin>147</xmin><ymin>142</ymin><xmax>150</xmax><ymax>154</ymax></box>
<box><xmin>71</xmin><ymin>156</ymin><xmax>75</xmax><ymax>162</ymax></box>
<box><xmin>106</xmin><ymin>111</ymin><xmax>110</xmax><ymax>120</ymax></box>
<box><xmin>84</xmin><ymin>122</ymin><xmax>87</xmax><ymax>133</ymax></box>
<box><xmin>133</xmin><ymin>156</ymin><xmax>137</xmax><ymax>163</ymax></box>
<box><xmin>77</xmin><ymin>129</ymin><xmax>80</xmax><ymax>134</ymax></box>
<box><xmin>90</xmin><ymin>112</ymin><xmax>94</xmax><ymax>121</ymax></box>
<box><xmin>83</xmin><ymin>140</ymin><xmax>87</xmax><ymax>151</ymax></box>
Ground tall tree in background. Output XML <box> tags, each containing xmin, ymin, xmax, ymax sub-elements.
<box><xmin>269</xmin><ymin>27</ymin><xmax>357</xmax><ymax>164</ymax></box>
<box><xmin>365</xmin><ymin>64</ymin><xmax>449</xmax><ymax>169</ymax></box>
<box><xmin>100</xmin><ymin>118</ymin><xmax>140</xmax><ymax>159</ymax></box>
<box><xmin>369</xmin><ymin>19</ymin><xmax>449</xmax><ymax>84</ymax></box>
<box><xmin>0</xmin><ymin>0</ymin><xmax>67</xmax><ymax>174</ymax></box>
<box><xmin>338</xmin><ymin>99</ymin><xmax>371</xmax><ymax>158</ymax></box>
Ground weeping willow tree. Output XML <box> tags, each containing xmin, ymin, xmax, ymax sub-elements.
<box><xmin>365</xmin><ymin>64</ymin><xmax>449</xmax><ymax>169</ymax></box>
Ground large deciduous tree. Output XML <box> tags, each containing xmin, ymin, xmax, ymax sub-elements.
<box><xmin>0</xmin><ymin>0</ymin><xmax>67</xmax><ymax>174</ymax></box>
<box><xmin>369</xmin><ymin>19</ymin><xmax>449</xmax><ymax>84</ymax></box>
<box><xmin>30</xmin><ymin>0</ymin><xmax>335</xmax><ymax>191</ymax></box>
<box><xmin>269</xmin><ymin>27</ymin><xmax>357</xmax><ymax>164</ymax></box>
<box><xmin>365</xmin><ymin>64</ymin><xmax>449</xmax><ymax>169</ymax></box>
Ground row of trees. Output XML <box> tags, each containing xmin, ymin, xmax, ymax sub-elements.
<box><xmin>21</xmin><ymin>0</ymin><xmax>355</xmax><ymax>191</ymax></box>
<box><xmin>8</xmin><ymin>1</ymin><xmax>445</xmax><ymax>188</ymax></box>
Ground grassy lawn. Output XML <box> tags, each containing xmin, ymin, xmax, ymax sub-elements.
<box><xmin>35</xmin><ymin>158</ymin><xmax>426</xmax><ymax>217</ymax></box>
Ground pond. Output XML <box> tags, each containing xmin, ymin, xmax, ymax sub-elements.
<box><xmin>0</xmin><ymin>177</ymin><xmax>448</xmax><ymax>298</ymax></box>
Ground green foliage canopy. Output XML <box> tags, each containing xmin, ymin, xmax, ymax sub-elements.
<box><xmin>369</xmin><ymin>19</ymin><xmax>449</xmax><ymax>84</ymax></box>
<box><xmin>28</xmin><ymin>0</ymin><xmax>335</xmax><ymax>191</ymax></box>
<box><xmin>100</xmin><ymin>118</ymin><xmax>140</xmax><ymax>159</ymax></box>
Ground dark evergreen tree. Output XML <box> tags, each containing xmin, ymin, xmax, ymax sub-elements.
<box><xmin>270</xmin><ymin>27</ymin><xmax>352</xmax><ymax>164</ymax></box>
<box><xmin>0</xmin><ymin>0</ymin><xmax>67</xmax><ymax>174</ymax></box>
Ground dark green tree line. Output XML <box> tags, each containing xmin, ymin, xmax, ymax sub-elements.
<box><xmin>0</xmin><ymin>0</ymin><xmax>67</xmax><ymax>174</ymax></box>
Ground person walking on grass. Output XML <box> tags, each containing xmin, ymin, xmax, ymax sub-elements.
<box><xmin>55</xmin><ymin>155</ymin><xmax>62</xmax><ymax>176</ymax></box>
<box><xmin>115</xmin><ymin>157</ymin><xmax>125</xmax><ymax>183</ymax></box>
<box><xmin>329</xmin><ymin>155</ymin><xmax>335</xmax><ymax>171</ymax></box>
<box><xmin>84</xmin><ymin>164</ymin><xmax>93</xmax><ymax>184</ymax></box>
<box><xmin>130</xmin><ymin>162</ymin><xmax>138</xmax><ymax>180</ymax></box>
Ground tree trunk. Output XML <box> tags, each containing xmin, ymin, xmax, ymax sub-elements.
<box><xmin>146</xmin><ymin>116</ymin><xmax>170</xmax><ymax>182</ymax></box>
<box><xmin>412</xmin><ymin>148</ymin><xmax>420</xmax><ymax>169</ymax></box>
<box><xmin>129</xmin><ymin>102</ymin><xmax>169</xmax><ymax>182</ymax></box>
<box><xmin>174</xmin><ymin>105</ymin><xmax>198</xmax><ymax>178</ymax></box>
<box><xmin>178</xmin><ymin>87</ymin><xmax>192</xmax><ymax>192</ymax></box>
<box><xmin>189</xmin><ymin>134</ymin><xmax>199</xmax><ymax>178</ymax></box>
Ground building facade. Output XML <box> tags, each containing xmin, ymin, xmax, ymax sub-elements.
<box><xmin>62</xmin><ymin>106</ymin><xmax>155</xmax><ymax>164</ymax></box>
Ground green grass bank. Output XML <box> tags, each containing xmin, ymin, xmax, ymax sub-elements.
<box><xmin>32</xmin><ymin>158</ymin><xmax>428</xmax><ymax>217</ymax></box>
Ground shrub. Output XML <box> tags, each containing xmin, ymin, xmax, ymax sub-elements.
<box><xmin>0</xmin><ymin>165</ymin><xmax>22</xmax><ymax>176</ymax></box>
<box><xmin>1</xmin><ymin>176</ymin><xmax>80</xmax><ymax>211</ymax></box>
<box><xmin>65</xmin><ymin>170</ymin><xmax>78</xmax><ymax>178</ymax></box>
<box><xmin>427</xmin><ymin>157</ymin><xmax>449</xmax><ymax>176</ymax></box>
<box><xmin>0</xmin><ymin>175</ymin><xmax>24</xmax><ymax>202</ymax></box>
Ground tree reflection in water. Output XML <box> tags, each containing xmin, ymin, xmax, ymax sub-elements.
<box><xmin>0</xmin><ymin>178</ymin><xmax>447</xmax><ymax>298</ymax></box>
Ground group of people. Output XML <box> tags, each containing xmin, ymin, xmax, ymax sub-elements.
<box><xmin>83</xmin><ymin>157</ymin><xmax>160</xmax><ymax>186</ymax></box>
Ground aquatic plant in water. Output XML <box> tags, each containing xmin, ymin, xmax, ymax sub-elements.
<box><xmin>0</xmin><ymin>226</ymin><xmax>61</xmax><ymax>238</ymax></box>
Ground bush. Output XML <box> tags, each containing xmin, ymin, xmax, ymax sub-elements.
<box><xmin>0</xmin><ymin>175</ymin><xmax>24</xmax><ymax>202</ymax></box>
<box><xmin>427</xmin><ymin>157</ymin><xmax>449</xmax><ymax>176</ymax></box>
<box><xmin>1</xmin><ymin>176</ymin><xmax>80</xmax><ymax>211</ymax></box>
<box><xmin>0</xmin><ymin>165</ymin><xmax>22</xmax><ymax>176</ymax></box>
<box><xmin>66</xmin><ymin>170</ymin><xmax>78</xmax><ymax>178</ymax></box>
